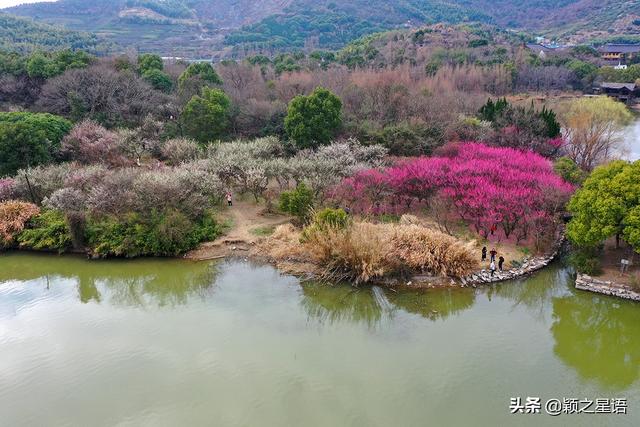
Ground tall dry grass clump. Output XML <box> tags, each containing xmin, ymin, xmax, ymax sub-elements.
<box><xmin>305</xmin><ymin>222</ymin><xmax>393</xmax><ymax>283</ymax></box>
<box><xmin>301</xmin><ymin>221</ymin><xmax>478</xmax><ymax>284</ymax></box>
<box><xmin>388</xmin><ymin>225</ymin><xmax>478</xmax><ymax>278</ymax></box>
<box><xmin>257</xmin><ymin>223</ymin><xmax>310</xmax><ymax>261</ymax></box>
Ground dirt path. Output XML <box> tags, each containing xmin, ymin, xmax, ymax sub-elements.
<box><xmin>185</xmin><ymin>200</ymin><xmax>291</xmax><ymax>261</ymax></box>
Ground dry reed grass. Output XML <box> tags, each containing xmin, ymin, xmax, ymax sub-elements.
<box><xmin>261</xmin><ymin>219</ymin><xmax>478</xmax><ymax>284</ymax></box>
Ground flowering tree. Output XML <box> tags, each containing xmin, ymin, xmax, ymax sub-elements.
<box><xmin>0</xmin><ymin>179</ymin><xmax>14</xmax><ymax>202</ymax></box>
<box><xmin>331</xmin><ymin>169</ymin><xmax>392</xmax><ymax>214</ymax></box>
<box><xmin>332</xmin><ymin>142</ymin><xmax>574</xmax><ymax>242</ymax></box>
<box><xmin>60</xmin><ymin>120</ymin><xmax>126</xmax><ymax>166</ymax></box>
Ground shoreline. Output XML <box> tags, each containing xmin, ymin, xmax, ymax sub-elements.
<box><xmin>235</xmin><ymin>231</ymin><xmax>569</xmax><ymax>289</ymax></box>
<box><xmin>575</xmin><ymin>273</ymin><xmax>640</xmax><ymax>302</ymax></box>
<box><xmin>2</xmin><ymin>227</ymin><xmax>569</xmax><ymax>291</ymax></box>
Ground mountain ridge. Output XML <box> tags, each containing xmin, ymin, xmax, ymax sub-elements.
<box><xmin>3</xmin><ymin>0</ymin><xmax>639</xmax><ymax>56</ymax></box>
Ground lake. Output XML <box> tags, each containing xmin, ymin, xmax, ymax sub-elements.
<box><xmin>622</xmin><ymin>119</ymin><xmax>640</xmax><ymax>161</ymax></box>
<box><xmin>0</xmin><ymin>253</ymin><xmax>638</xmax><ymax>426</ymax></box>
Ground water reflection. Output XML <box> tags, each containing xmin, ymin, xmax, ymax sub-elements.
<box><xmin>551</xmin><ymin>291</ymin><xmax>640</xmax><ymax>389</ymax></box>
<box><xmin>0</xmin><ymin>253</ymin><xmax>218</xmax><ymax>308</ymax></box>
<box><xmin>621</xmin><ymin>119</ymin><xmax>640</xmax><ymax>161</ymax></box>
<box><xmin>387</xmin><ymin>288</ymin><xmax>475</xmax><ymax>321</ymax></box>
<box><xmin>489</xmin><ymin>264</ymin><xmax>570</xmax><ymax>319</ymax></box>
<box><xmin>300</xmin><ymin>283</ymin><xmax>388</xmax><ymax>326</ymax></box>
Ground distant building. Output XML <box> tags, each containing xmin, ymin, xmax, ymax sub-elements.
<box><xmin>598</xmin><ymin>43</ymin><xmax>640</xmax><ymax>64</ymax></box>
<box><xmin>595</xmin><ymin>82</ymin><xmax>638</xmax><ymax>103</ymax></box>
<box><xmin>524</xmin><ymin>43</ymin><xmax>567</xmax><ymax>57</ymax></box>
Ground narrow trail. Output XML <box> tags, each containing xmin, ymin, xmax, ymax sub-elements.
<box><xmin>185</xmin><ymin>200</ymin><xmax>290</xmax><ymax>261</ymax></box>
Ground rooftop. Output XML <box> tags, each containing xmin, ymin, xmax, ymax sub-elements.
<box><xmin>600</xmin><ymin>82</ymin><xmax>636</xmax><ymax>91</ymax></box>
<box><xmin>598</xmin><ymin>44</ymin><xmax>640</xmax><ymax>54</ymax></box>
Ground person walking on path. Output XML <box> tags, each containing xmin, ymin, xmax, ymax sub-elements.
<box><xmin>490</xmin><ymin>248</ymin><xmax>497</xmax><ymax>262</ymax></box>
<box><xmin>490</xmin><ymin>260</ymin><xmax>496</xmax><ymax>277</ymax></box>
<box><xmin>498</xmin><ymin>256</ymin><xmax>505</xmax><ymax>272</ymax></box>
<box><xmin>226</xmin><ymin>192</ymin><xmax>233</xmax><ymax>207</ymax></box>
<box><xmin>482</xmin><ymin>246</ymin><xmax>487</xmax><ymax>262</ymax></box>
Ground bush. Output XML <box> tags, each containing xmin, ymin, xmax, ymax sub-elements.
<box><xmin>568</xmin><ymin>247</ymin><xmax>602</xmax><ymax>276</ymax></box>
<box><xmin>301</xmin><ymin>207</ymin><xmax>350</xmax><ymax>241</ymax></box>
<box><xmin>0</xmin><ymin>200</ymin><xmax>40</xmax><ymax>247</ymax></box>
<box><xmin>86</xmin><ymin>209</ymin><xmax>219</xmax><ymax>257</ymax></box>
<box><xmin>313</xmin><ymin>208</ymin><xmax>350</xmax><ymax>229</ymax></box>
<box><xmin>279</xmin><ymin>183</ymin><xmax>314</xmax><ymax>222</ymax></box>
<box><xmin>17</xmin><ymin>209</ymin><xmax>72</xmax><ymax>252</ymax></box>
<box><xmin>554</xmin><ymin>157</ymin><xmax>586</xmax><ymax>185</ymax></box>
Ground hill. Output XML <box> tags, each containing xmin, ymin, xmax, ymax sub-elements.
<box><xmin>3</xmin><ymin>0</ymin><xmax>640</xmax><ymax>57</ymax></box>
<box><xmin>2</xmin><ymin>0</ymin><xmax>291</xmax><ymax>58</ymax></box>
<box><xmin>0</xmin><ymin>13</ymin><xmax>112</xmax><ymax>53</ymax></box>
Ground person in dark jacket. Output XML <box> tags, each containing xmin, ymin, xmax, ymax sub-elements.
<box><xmin>481</xmin><ymin>246</ymin><xmax>487</xmax><ymax>261</ymax></box>
<box><xmin>498</xmin><ymin>256</ymin><xmax>505</xmax><ymax>272</ymax></box>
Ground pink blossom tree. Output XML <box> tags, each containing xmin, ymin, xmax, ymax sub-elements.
<box><xmin>332</xmin><ymin>142</ymin><xmax>574</xmax><ymax>242</ymax></box>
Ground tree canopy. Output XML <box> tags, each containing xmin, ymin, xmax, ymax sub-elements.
<box><xmin>181</xmin><ymin>87</ymin><xmax>230</xmax><ymax>144</ymax></box>
<box><xmin>143</xmin><ymin>68</ymin><xmax>173</xmax><ymax>93</ymax></box>
<box><xmin>137</xmin><ymin>53</ymin><xmax>164</xmax><ymax>74</ymax></box>
<box><xmin>0</xmin><ymin>112</ymin><xmax>72</xmax><ymax>176</ymax></box>
<box><xmin>567</xmin><ymin>160</ymin><xmax>640</xmax><ymax>251</ymax></box>
<box><xmin>561</xmin><ymin>96</ymin><xmax>633</xmax><ymax>171</ymax></box>
<box><xmin>285</xmin><ymin>87</ymin><xmax>342</xmax><ymax>149</ymax></box>
<box><xmin>178</xmin><ymin>62</ymin><xmax>222</xmax><ymax>88</ymax></box>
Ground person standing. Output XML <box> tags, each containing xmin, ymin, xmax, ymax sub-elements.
<box><xmin>498</xmin><ymin>256</ymin><xmax>505</xmax><ymax>272</ymax></box>
<box><xmin>482</xmin><ymin>246</ymin><xmax>487</xmax><ymax>262</ymax></box>
<box><xmin>490</xmin><ymin>248</ymin><xmax>497</xmax><ymax>262</ymax></box>
<box><xmin>226</xmin><ymin>192</ymin><xmax>233</xmax><ymax>207</ymax></box>
<box><xmin>490</xmin><ymin>260</ymin><xmax>496</xmax><ymax>277</ymax></box>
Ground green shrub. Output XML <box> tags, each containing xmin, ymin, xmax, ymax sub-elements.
<box><xmin>17</xmin><ymin>209</ymin><xmax>72</xmax><ymax>253</ymax></box>
<box><xmin>379</xmin><ymin>213</ymin><xmax>400</xmax><ymax>223</ymax></box>
<box><xmin>568</xmin><ymin>247</ymin><xmax>602</xmax><ymax>276</ymax></box>
<box><xmin>313</xmin><ymin>208</ymin><xmax>350</xmax><ymax>229</ymax></box>
<box><xmin>86</xmin><ymin>210</ymin><xmax>219</xmax><ymax>257</ymax></box>
<box><xmin>301</xmin><ymin>207</ymin><xmax>351</xmax><ymax>242</ymax></box>
<box><xmin>279</xmin><ymin>183</ymin><xmax>314</xmax><ymax>222</ymax></box>
<box><xmin>554</xmin><ymin>157</ymin><xmax>586</xmax><ymax>185</ymax></box>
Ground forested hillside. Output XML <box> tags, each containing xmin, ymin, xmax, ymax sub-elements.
<box><xmin>3</xmin><ymin>0</ymin><xmax>640</xmax><ymax>56</ymax></box>
<box><xmin>0</xmin><ymin>14</ymin><xmax>112</xmax><ymax>53</ymax></box>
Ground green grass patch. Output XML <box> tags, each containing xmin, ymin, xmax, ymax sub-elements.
<box><xmin>249</xmin><ymin>225</ymin><xmax>276</xmax><ymax>237</ymax></box>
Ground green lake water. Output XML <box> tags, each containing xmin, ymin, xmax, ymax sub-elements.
<box><xmin>0</xmin><ymin>252</ymin><xmax>638</xmax><ymax>426</ymax></box>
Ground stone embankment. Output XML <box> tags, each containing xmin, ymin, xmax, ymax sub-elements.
<box><xmin>458</xmin><ymin>235</ymin><xmax>565</xmax><ymax>287</ymax></box>
<box><xmin>575</xmin><ymin>274</ymin><xmax>640</xmax><ymax>302</ymax></box>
